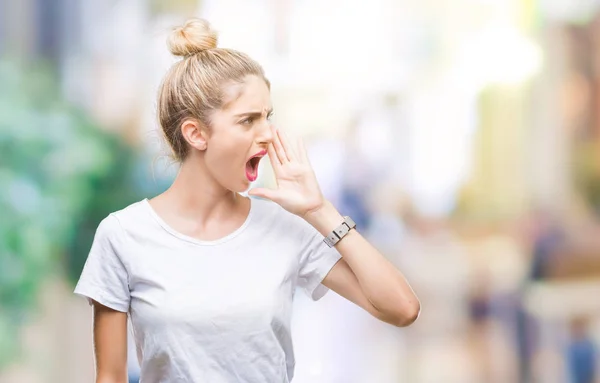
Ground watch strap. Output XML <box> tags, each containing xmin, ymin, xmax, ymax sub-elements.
<box><xmin>323</xmin><ymin>216</ymin><xmax>356</xmax><ymax>247</ymax></box>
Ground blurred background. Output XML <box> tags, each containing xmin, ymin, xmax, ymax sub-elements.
<box><xmin>3</xmin><ymin>0</ymin><xmax>600</xmax><ymax>382</ymax></box>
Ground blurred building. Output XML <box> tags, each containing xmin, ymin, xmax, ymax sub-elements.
<box><xmin>4</xmin><ymin>0</ymin><xmax>600</xmax><ymax>382</ymax></box>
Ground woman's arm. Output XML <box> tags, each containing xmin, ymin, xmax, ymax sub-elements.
<box><xmin>92</xmin><ymin>301</ymin><xmax>129</xmax><ymax>383</ymax></box>
<box><xmin>306</xmin><ymin>201</ymin><xmax>420</xmax><ymax>327</ymax></box>
<box><xmin>249</xmin><ymin>125</ymin><xmax>420</xmax><ymax>326</ymax></box>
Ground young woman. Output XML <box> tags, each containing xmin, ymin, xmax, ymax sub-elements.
<box><xmin>75</xmin><ymin>18</ymin><xmax>420</xmax><ymax>383</ymax></box>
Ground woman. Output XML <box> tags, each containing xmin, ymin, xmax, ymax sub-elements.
<box><xmin>75</xmin><ymin>18</ymin><xmax>420</xmax><ymax>383</ymax></box>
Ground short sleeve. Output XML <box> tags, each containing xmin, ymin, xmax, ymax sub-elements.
<box><xmin>74</xmin><ymin>214</ymin><xmax>131</xmax><ymax>312</ymax></box>
<box><xmin>297</xmin><ymin>222</ymin><xmax>342</xmax><ymax>301</ymax></box>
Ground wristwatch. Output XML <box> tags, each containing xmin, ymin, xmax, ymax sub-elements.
<box><xmin>323</xmin><ymin>216</ymin><xmax>356</xmax><ymax>248</ymax></box>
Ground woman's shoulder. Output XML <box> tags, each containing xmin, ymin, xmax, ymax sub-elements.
<box><xmin>95</xmin><ymin>199</ymin><xmax>152</xmax><ymax>237</ymax></box>
<box><xmin>111</xmin><ymin>198</ymin><xmax>149</xmax><ymax>219</ymax></box>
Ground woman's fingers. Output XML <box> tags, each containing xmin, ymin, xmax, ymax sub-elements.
<box><xmin>267</xmin><ymin>143</ymin><xmax>282</xmax><ymax>175</ymax></box>
<box><xmin>271</xmin><ymin>125</ymin><xmax>289</xmax><ymax>164</ymax></box>
<box><xmin>277</xmin><ymin>128</ymin><xmax>297</xmax><ymax>162</ymax></box>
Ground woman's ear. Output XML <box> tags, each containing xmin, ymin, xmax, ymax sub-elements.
<box><xmin>181</xmin><ymin>119</ymin><xmax>208</xmax><ymax>151</ymax></box>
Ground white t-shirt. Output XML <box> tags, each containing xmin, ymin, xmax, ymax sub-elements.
<box><xmin>74</xmin><ymin>197</ymin><xmax>342</xmax><ymax>383</ymax></box>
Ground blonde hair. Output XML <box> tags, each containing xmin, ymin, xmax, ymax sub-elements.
<box><xmin>157</xmin><ymin>18</ymin><xmax>268</xmax><ymax>161</ymax></box>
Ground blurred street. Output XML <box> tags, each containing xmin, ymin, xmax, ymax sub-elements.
<box><xmin>3</xmin><ymin>1</ymin><xmax>600</xmax><ymax>382</ymax></box>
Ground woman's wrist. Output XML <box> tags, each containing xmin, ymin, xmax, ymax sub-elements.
<box><xmin>302</xmin><ymin>200</ymin><xmax>344</xmax><ymax>237</ymax></box>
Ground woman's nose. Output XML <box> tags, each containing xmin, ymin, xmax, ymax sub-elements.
<box><xmin>257</xmin><ymin>120</ymin><xmax>274</xmax><ymax>144</ymax></box>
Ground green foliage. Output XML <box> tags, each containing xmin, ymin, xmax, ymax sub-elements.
<box><xmin>0</xmin><ymin>58</ymin><xmax>143</xmax><ymax>368</ymax></box>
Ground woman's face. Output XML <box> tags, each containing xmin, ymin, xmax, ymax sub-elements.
<box><xmin>204</xmin><ymin>75</ymin><xmax>274</xmax><ymax>192</ymax></box>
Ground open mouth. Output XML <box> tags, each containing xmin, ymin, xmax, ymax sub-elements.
<box><xmin>245</xmin><ymin>150</ymin><xmax>266</xmax><ymax>182</ymax></box>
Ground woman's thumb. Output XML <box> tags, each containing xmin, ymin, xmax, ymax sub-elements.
<box><xmin>248</xmin><ymin>188</ymin><xmax>278</xmax><ymax>201</ymax></box>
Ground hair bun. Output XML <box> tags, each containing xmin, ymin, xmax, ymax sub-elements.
<box><xmin>167</xmin><ymin>18</ymin><xmax>218</xmax><ymax>57</ymax></box>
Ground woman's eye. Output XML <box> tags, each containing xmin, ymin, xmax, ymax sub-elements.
<box><xmin>241</xmin><ymin>117</ymin><xmax>254</xmax><ymax>125</ymax></box>
<box><xmin>267</xmin><ymin>113</ymin><xmax>274</xmax><ymax>121</ymax></box>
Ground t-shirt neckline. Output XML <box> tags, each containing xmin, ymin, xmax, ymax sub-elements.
<box><xmin>142</xmin><ymin>197</ymin><xmax>255</xmax><ymax>246</ymax></box>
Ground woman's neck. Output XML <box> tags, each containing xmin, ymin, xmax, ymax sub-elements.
<box><xmin>153</xmin><ymin>157</ymin><xmax>247</xmax><ymax>227</ymax></box>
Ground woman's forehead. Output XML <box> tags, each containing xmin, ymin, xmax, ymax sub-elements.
<box><xmin>221</xmin><ymin>76</ymin><xmax>271</xmax><ymax>112</ymax></box>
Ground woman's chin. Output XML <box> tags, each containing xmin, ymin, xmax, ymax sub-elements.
<box><xmin>234</xmin><ymin>177</ymin><xmax>252</xmax><ymax>193</ymax></box>
<box><xmin>228</xmin><ymin>170</ymin><xmax>256</xmax><ymax>193</ymax></box>
<box><xmin>240</xmin><ymin>182</ymin><xmax>251</xmax><ymax>193</ymax></box>
<box><xmin>218</xmin><ymin>178</ymin><xmax>249</xmax><ymax>194</ymax></box>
